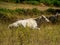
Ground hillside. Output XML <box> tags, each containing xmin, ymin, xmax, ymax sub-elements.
<box><xmin>0</xmin><ymin>2</ymin><xmax>60</xmax><ymax>11</ymax></box>
<box><xmin>1</xmin><ymin>0</ymin><xmax>60</xmax><ymax>7</ymax></box>
<box><xmin>0</xmin><ymin>1</ymin><xmax>60</xmax><ymax>45</ymax></box>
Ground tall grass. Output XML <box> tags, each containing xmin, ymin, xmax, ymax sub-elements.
<box><xmin>0</xmin><ymin>8</ymin><xmax>60</xmax><ymax>23</ymax></box>
<box><xmin>0</xmin><ymin>8</ymin><xmax>43</xmax><ymax>22</ymax></box>
<box><xmin>0</xmin><ymin>7</ymin><xmax>60</xmax><ymax>45</ymax></box>
<box><xmin>0</xmin><ymin>22</ymin><xmax>60</xmax><ymax>45</ymax></box>
<box><xmin>0</xmin><ymin>8</ymin><xmax>42</xmax><ymax>15</ymax></box>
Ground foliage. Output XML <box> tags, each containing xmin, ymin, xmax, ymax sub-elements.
<box><xmin>0</xmin><ymin>0</ymin><xmax>60</xmax><ymax>6</ymax></box>
<box><xmin>0</xmin><ymin>8</ymin><xmax>42</xmax><ymax>22</ymax></box>
<box><xmin>0</xmin><ymin>8</ymin><xmax>42</xmax><ymax>15</ymax></box>
<box><xmin>0</xmin><ymin>22</ymin><xmax>60</xmax><ymax>45</ymax></box>
<box><xmin>24</xmin><ymin>1</ymin><xmax>40</xmax><ymax>5</ymax></box>
<box><xmin>45</xmin><ymin>8</ymin><xmax>60</xmax><ymax>14</ymax></box>
<box><xmin>0</xmin><ymin>8</ymin><xmax>60</xmax><ymax>22</ymax></box>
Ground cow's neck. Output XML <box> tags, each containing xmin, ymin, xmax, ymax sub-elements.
<box><xmin>35</xmin><ymin>18</ymin><xmax>42</xmax><ymax>27</ymax></box>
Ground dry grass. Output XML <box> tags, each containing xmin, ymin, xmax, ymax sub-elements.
<box><xmin>0</xmin><ymin>23</ymin><xmax>60</xmax><ymax>45</ymax></box>
<box><xmin>0</xmin><ymin>2</ymin><xmax>60</xmax><ymax>45</ymax></box>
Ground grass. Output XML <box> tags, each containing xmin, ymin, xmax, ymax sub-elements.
<box><xmin>0</xmin><ymin>7</ymin><xmax>60</xmax><ymax>23</ymax></box>
<box><xmin>1</xmin><ymin>0</ymin><xmax>60</xmax><ymax>7</ymax></box>
<box><xmin>0</xmin><ymin>22</ymin><xmax>60</xmax><ymax>45</ymax></box>
<box><xmin>0</xmin><ymin>2</ymin><xmax>60</xmax><ymax>45</ymax></box>
<box><xmin>0</xmin><ymin>8</ymin><xmax>43</xmax><ymax>22</ymax></box>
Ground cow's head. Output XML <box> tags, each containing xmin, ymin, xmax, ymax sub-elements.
<box><xmin>34</xmin><ymin>15</ymin><xmax>50</xmax><ymax>27</ymax></box>
<box><xmin>40</xmin><ymin>15</ymin><xmax>50</xmax><ymax>22</ymax></box>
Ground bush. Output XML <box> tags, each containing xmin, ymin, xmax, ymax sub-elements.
<box><xmin>32</xmin><ymin>8</ymin><xmax>43</xmax><ymax>15</ymax></box>
<box><xmin>15</xmin><ymin>9</ymin><xmax>25</xmax><ymax>14</ymax></box>
<box><xmin>1</xmin><ymin>0</ymin><xmax>60</xmax><ymax>7</ymax></box>
<box><xmin>0</xmin><ymin>8</ymin><xmax>43</xmax><ymax>22</ymax></box>
<box><xmin>53</xmin><ymin>1</ymin><xmax>60</xmax><ymax>7</ymax></box>
<box><xmin>24</xmin><ymin>1</ymin><xmax>39</xmax><ymax>5</ymax></box>
<box><xmin>46</xmin><ymin>8</ymin><xmax>60</xmax><ymax>14</ymax></box>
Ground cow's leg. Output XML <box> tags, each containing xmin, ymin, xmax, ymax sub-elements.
<box><xmin>37</xmin><ymin>28</ymin><xmax>40</xmax><ymax>30</ymax></box>
<box><xmin>33</xmin><ymin>26</ymin><xmax>40</xmax><ymax>30</ymax></box>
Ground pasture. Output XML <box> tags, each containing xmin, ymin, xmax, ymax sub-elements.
<box><xmin>0</xmin><ymin>2</ymin><xmax>60</xmax><ymax>45</ymax></box>
<box><xmin>0</xmin><ymin>21</ymin><xmax>60</xmax><ymax>45</ymax></box>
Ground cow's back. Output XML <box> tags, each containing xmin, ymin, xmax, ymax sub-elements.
<box><xmin>26</xmin><ymin>19</ymin><xmax>37</xmax><ymax>28</ymax></box>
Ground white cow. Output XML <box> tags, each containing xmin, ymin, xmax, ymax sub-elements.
<box><xmin>8</xmin><ymin>15</ymin><xmax>50</xmax><ymax>30</ymax></box>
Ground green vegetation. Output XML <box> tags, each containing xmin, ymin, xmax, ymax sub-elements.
<box><xmin>0</xmin><ymin>8</ymin><xmax>60</xmax><ymax>22</ymax></box>
<box><xmin>0</xmin><ymin>0</ymin><xmax>60</xmax><ymax>45</ymax></box>
<box><xmin>0</xmin><ymin>4</ymin><xmax>60</xmax><ymax>45</ymax></box>
<box><xmin>0</xmin><ymin>0</ymin><xmax>60</xmax><ymax>6</ymax></box>
<box><xmin>0</xmin><ymin>8</ymin><xmax>43</xmax><ymax>22</ymax></box>
<box><xmin>0</xmin><ymin>8</ymin><xmax>42</xmax><ymax>16</ymax></box>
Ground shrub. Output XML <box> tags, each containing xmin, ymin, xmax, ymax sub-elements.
<box><xmin>0</xmin><ymin>8</ymin><xmax>43</xmax><ymax>22</ymax></box>
<box><xmin>45</xmin><ymin>8</ymin><xmax>56</xmax><ymax>14</ymax></box>
<box><xmin>15</xmin><ymin>9</ymin><xmax>25</xmax><ymax>14</ymax></box>
<box><xmin>53</xmin><ymin>1</ymin><xmax>60</xmax><ymax>7</ymax></box>
<box><xmin>1</xmin><ymin>0</ymin><xmax>60</xmax><ymax>7</ymax></box>
<box><xmin>32</xmin><ymin>8</ymin><xmax>42</xmax><ymax>15</ymax></box>
<box><xmin>46</xmin><ymin>8</ymin><xmax>60</xmax><ymax>14</ymax></box>
<box><xmin>24</xmin><ymin>1</ymin><xmax>39</xmax><ymax>5</ymax></box>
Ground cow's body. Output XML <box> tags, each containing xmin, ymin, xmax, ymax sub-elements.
<box><xmin>8</xmin><ymin>15</ymin><xmax>50</xmax><ymax>30</ymax></box>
